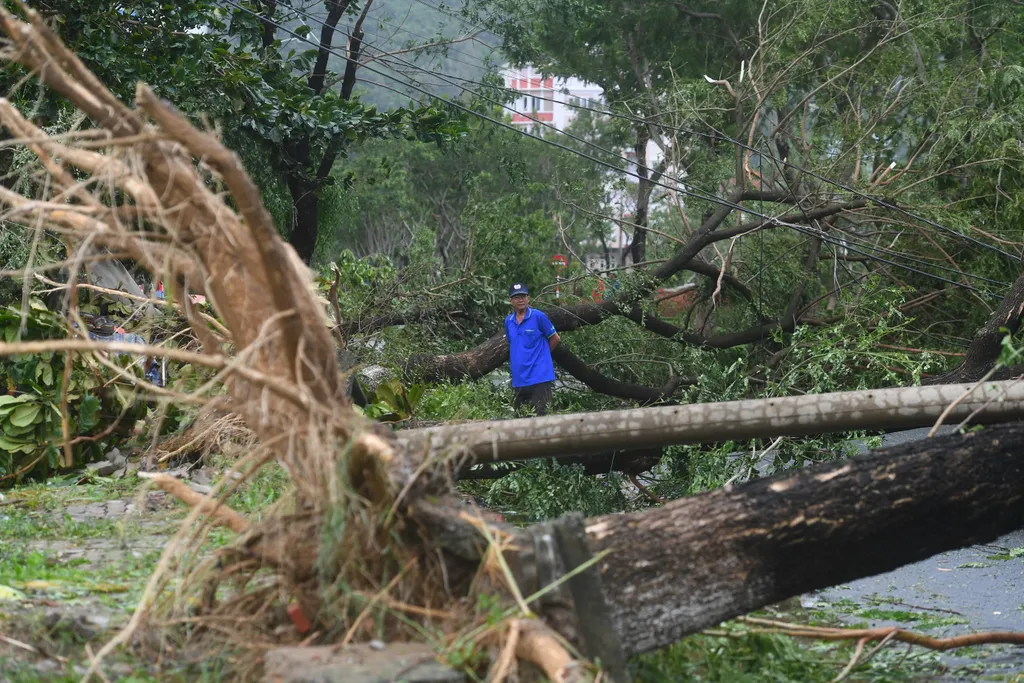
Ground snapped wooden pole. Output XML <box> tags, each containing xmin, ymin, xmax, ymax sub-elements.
<box><xmin>399</xmin><ymin>381</ymin><xmax>1024</xmax><ymax>464</ymax></box>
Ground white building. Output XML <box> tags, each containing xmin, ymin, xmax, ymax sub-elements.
<box><xmin>502</xmin><ymin>65</ymin><xmax>603</xmax><ymax>133</ymax></box>
<box><xmin>502</xmin><ymin>65</ymin><xmax>665</xmax><ymax>274</ymax></box>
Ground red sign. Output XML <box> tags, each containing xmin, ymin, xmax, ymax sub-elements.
<box><xmin>551</xmin><ymin>254</ymin><xmax>568</xmax><ymax>268</ymax></box>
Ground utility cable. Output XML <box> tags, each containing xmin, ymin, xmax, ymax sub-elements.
<box><xmin>221</xmin><ymin>0</ymin><xmax>1005</xmax><ymax>296</ymax></box>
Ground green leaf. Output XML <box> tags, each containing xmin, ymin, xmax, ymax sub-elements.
<box><xmin>9</xmin><ymin>403</ymin><xmax>41</xmax><ymax>427</ymax></box>
<box><xmin>0</xmin><ymin>436</ymin><xmax>34</xmax><ymax>453</ymax></box>
<box><xmin>78</xmin><ymin>394</ymin><xmax>101</xmax><ymax>432</ymax></box>
<box><xmin>407</xmin><ymin>384</ymin><xmax>426</xmax><ymax>410</ymax></box>
<box><xmin>374</xmin><ymin>383</ymin><xmax>398</xmax><ymax>410</ymax></box>
<box><xmin>3</xmin><ymin>421</ymin><xmax>36</xmax><ymax>437</ymax></box>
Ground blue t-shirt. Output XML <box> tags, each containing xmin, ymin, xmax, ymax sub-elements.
<box><xmin>504</xmin><ymin>307</ymin><xmax>557</xmax><ymax>387</ymax></box>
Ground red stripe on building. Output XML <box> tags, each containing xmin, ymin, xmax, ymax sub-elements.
<box><xmin>511</xmin><ymin>112</ymin><xmax>554</xmax><ymax>123</ymax></box>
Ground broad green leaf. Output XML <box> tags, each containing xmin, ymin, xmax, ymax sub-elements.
<box><xmin>3</xmin><ymin>421</ymin><xmax>36</xmax><ymax>437</ymax></box>
<box><xmin>9</xmin><ymin>403</ymin><xmax>41</xmax><ymax>427</ymax></box>
<box><xmin>78</xmin><ymin>394</ymin><xmax>101</xmax><ymax>432</ymax></box>
<box><xmin>375</xmin><ymin>383</ymin><xmax>398</xmax><ymax>409</ymax></box>
<box><xmin>407</xmin><ymin>384</ymin><xmax>426</xmax><ymax>410</ymax></box>
<box><xmin>0</xmin><ymin>436</ymin><xmax>33</xmax><ymax>453</ymax></box>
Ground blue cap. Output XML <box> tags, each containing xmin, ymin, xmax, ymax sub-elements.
<box><xmin>508</xmin><ymin>282</ymin><xmax>529</xmax><ymax>297</ymax></box>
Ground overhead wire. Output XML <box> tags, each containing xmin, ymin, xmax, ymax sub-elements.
<box><xmin>230</xmin><ymin>0</ymin><xmax>803</xmax><ymax>220</ymax></box>
<box><xmin>273</xmin><ymin>0</ymin><xmax>1016</xmax><ymax>268</ymax></box>
<box><xmin>222</xmin><ymin>0</ymin><xmax>1005</xmax><ymax>296</ymax></box>
<box><xmin>306</xmin><ymin>0</ymin><xmax>1018</xmax><ymax>264</ymax></box>
<box><xmin>352</xmin><ymin>28</ymin><xmax>1010</xmax><ymax>290</ymax></box>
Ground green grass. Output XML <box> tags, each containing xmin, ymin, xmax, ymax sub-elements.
<box><xmin>631</xmin><ymin>628</ymin><xmax>945</xmax><ymax>683</ymax></box>
<box><xmin>0</xmin><ymin>472</ymin><xmax>247</xmax><ymax>679</ymax></box>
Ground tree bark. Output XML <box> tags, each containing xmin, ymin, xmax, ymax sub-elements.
<box><xmin>925</xmin><ymin>271</ymin><xmax>1024</xmax><ymax>384</ymax></box>
<box><xmin>285</xmin><ymin>0</ymin><xmax>353</xmax><ymax>263</ymax></box>
<box><xmin>399</xmin><ymin>380</ymin><xmax>1024</xmax><ymax>465</ymax></box>
<box><xmin>457</xmin><ymin>448</ymin><xmax>664</xmax><ymax>479</ymax></box>
<box><xmin>287</xmin><ymin>168</ymin><xmax>319</xmax><ymax>265</ymax></box>
<box><xmin>585</xmin><ymin>421</ymin><xmax>1024</xmax><ymax>655</ymax></box>
<box><xmin>631</xmin><ymin>125</ymin><xmax>653</xmax><ymax>265</ymax></box>
<box><xmin>552</xmin><ymin>345</ymin><xmax>688</xmax><ymax>403</ymax></box>
<box><xmin>259</xmin><ymin>0</ymin><xmax>278</xmax><ymax>48</ymax></box>
<box><xmin>404</xmin><ymin>334</ymin><xmax>509</xmax><ymax>382</ymax></box>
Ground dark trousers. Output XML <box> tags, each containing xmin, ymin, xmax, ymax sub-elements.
<box><xmin>513</xmin><ymin>381</ymin><xmax>553</xmax><ymax>416</ymax></box>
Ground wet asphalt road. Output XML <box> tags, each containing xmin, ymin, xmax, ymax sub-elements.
<box><xmin>808</xmin><ymin>427</ymin><xmax>1024</xmax><ymax>680</ymax></box>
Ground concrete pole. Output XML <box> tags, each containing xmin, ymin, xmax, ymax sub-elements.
<box><xmin>399</xmin><ymin>381</ymin><xmax>1024</xmax><ymax>465</ymax></box>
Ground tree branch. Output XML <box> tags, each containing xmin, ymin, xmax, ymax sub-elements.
<box><xmin>925</xmin><ymin>270</ymin><xmax>1024</xmax><ymax>384</ymax></box>
<box><xmin>309</xmin><ymin>0</ymin><xmax>352</xmax><ymax>96</ymax></box>
<box><xmin>340</xmin><ymin>0</ymin><xmax>373</xmax><ymax>101</ymax></box>
<box><xmin>259</xmin><ymin>0</ymin><xmax>277</xmax><ymax>49</ymax></box>
<box><xmin>553</xmin><ymin>345</ymin><xmax>688</xmax><ymax>404</ymax></box>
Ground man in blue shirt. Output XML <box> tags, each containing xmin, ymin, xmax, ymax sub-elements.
<box><xmin>504</xmin><ymin>282</ymin><xmax>560</xmax><ymax>415</ymax></box>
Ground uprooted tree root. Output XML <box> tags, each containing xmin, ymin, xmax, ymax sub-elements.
<box><xmin>0</xmin><ymin>4</ymin><xmax>584</xmax><ymax>681</ymax></box>
<box><xmin>148</xmin><ymin>399</ymin><xmax>257</xmax><ymax>467</ymax></box>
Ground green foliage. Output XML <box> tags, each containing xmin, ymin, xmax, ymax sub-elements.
<box><xmin>417</xmin><ymin>381</ymin><xmax>512</xmax><ymax>422</ymax></box>
<box><xmin>466</xmin><ymin>461</ymin><xmax>631</xmax><ymax>523</ymax></box>
<box><xmin>0</xmin><ymin>304</ymin><xmax>144</xmax><ymax>484</ymax></box>
<box><xmin>632</xmin><ymin>627</ymin><xmax>944</xmax><ymax>682</ymax></box>
<box><xmin>359</xmin><ymin>379</ymin><xmax>426</xmax><ymax>422</ymax></box>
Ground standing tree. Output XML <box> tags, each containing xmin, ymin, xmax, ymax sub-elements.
<box><xmin>0</xmin><ymin>0</ymin><xmax>467</xmax><ymax>264</ymax></box>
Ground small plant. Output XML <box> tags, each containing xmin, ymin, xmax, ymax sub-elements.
<box><xmin>357</xmin><ymin>379</ymin><xmax>426</xmax><ymax>423</ymax></box>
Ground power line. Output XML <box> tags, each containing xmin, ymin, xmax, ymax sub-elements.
<box><xmin>221</xmin><ymin>0</ymin><xmax>1005</xmax><ymax>296</ymax></box>
<box><xmin>238</xmin><ymin>0</ymin><xmax>786</xmax><ymax>220</ymax></box>
<box><xmin>373</xmin><ymin>52</ymin><xmax>1018</xmax><ymax>263</ymax></box>
<box><xmin>274</xmin><ymin>0</ymin><xmax>1016</xmax><ymax>264</ymax></box>
<box><xmin>298</xmin><ymin>0</ymin><xmax>1017</xmax><ymax>264</ymax></box>
<box><xmin>234</xmin><ymin>0</ymin><xmax>1005</xmax><ymax>296</ymax></box>
<box><xmin>343</xmin><ymin>50</ymin><xmax>1012</xmax><ymax>289</ymax></box>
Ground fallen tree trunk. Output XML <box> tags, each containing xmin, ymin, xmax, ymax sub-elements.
<box><xmin>401</xmin><ymin>380</ymin><xmax>1024</xmax><ymax>465</ymax></box>
<box><xmin>457</xmin><ymin>447</ymin><xmax>664</xmax><ymax>479</ymax></box>
<box><xmin>925</xmin><ymin>271</ymin><xmax>1024</xmax><ymax>384</ymax></box>
<box><xmin>583</xmin><ymin>421</ymin><xmax>1024</xmax><ymax>655</ymax></box>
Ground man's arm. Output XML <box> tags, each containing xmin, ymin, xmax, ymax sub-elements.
<box><xmin>539</xmin><ymin>312</ymin><xmax>559</xmax><ymax>351</ymax></box>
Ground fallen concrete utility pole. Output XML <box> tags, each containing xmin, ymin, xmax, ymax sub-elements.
<box><xmin>399</xmin><ymin>381</ymin><xmax>1024</xmax><ymax>465</ymax></box>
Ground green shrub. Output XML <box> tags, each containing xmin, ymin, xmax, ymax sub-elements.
<box><xmin>0</xmin><ymin>303</ymin><xmax>144</xmax><ymax>484</ymax></box>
